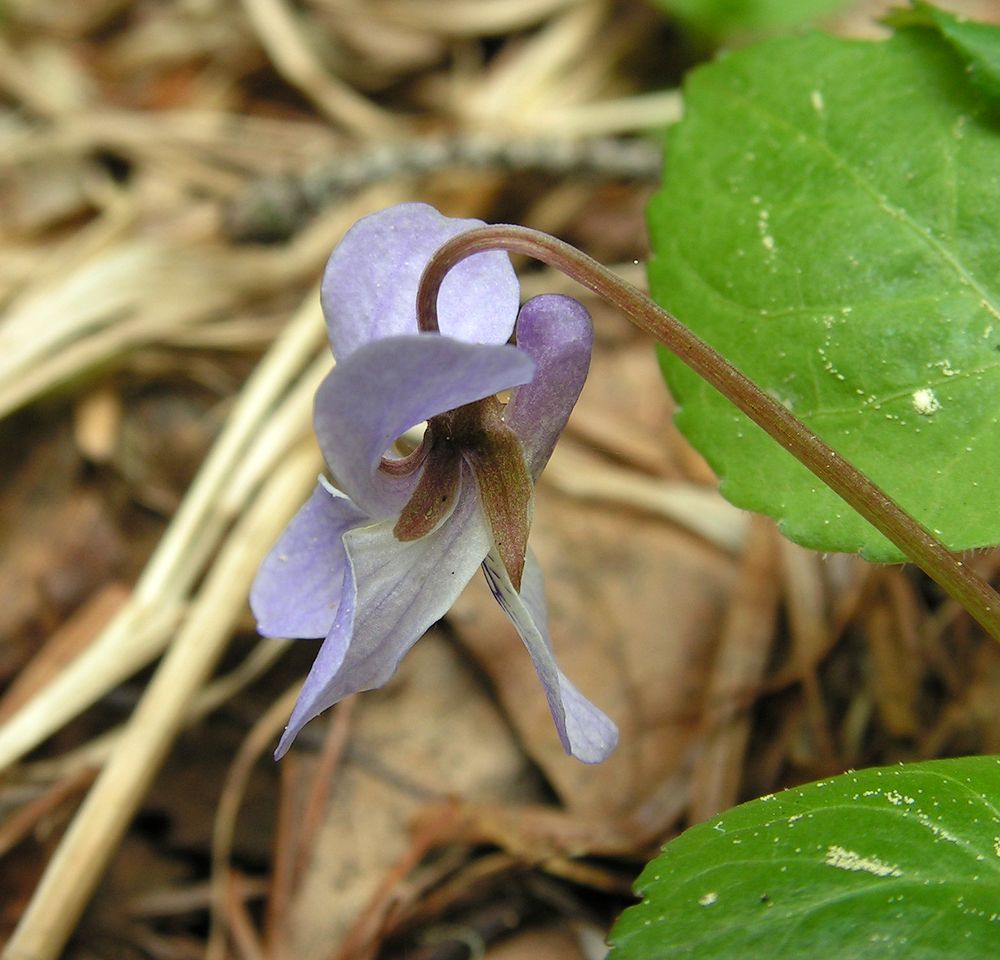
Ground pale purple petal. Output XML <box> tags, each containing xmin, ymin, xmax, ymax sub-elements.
<box><xmin>274</xmin><ymin>468</ymin><xmax>492</xmax><ymax>757</ymax></box>
<box><xmin>480</xmin><ymin>548</ymin><xmax>618</xmax><ymax>763</ymax></box>
<box><xmin>321</xmin><ymin>203</ymin><xmax>520</xmax><ymax>359</ymax></box>
<box><xmin>250</xmin><ymin>480</ymin><xmax>366</xmax><ymax>639</ymax></box>
<box><xmin>314</xmin><ymin>335</ymin><xmax>534</xmax><ymax>519</ymax></box>
<box><xmin>503</xmin><ymin>295</ymin><xmax>593</xmax><ymax>479</ymax></box>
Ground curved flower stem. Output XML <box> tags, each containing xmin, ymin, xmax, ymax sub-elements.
<box><xmin>417</xmin><ymin>224</ymin><xmax>1000</xmax><ymax>643</ymax></box>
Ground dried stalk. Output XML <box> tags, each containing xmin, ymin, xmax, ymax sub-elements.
<box><xmin>0</xmin><ymin>289</ymin><xmax>324</xmax><ymax>771</ymax></box>
<box><xmin>3</xmin><ymin>441</ymin><xmax>321</xmax><ymax>960</ymax></box>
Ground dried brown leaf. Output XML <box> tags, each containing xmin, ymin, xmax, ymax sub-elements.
<box><xmin>450</xmin><ymin>480</ymin><xmax>736</xmax><ymax>825</ymax></box>
<box><xmin>286</xmin><ymin>633</ymin><xmax>542</xmax><ymax>960</ymax></box>
<box><xmin>485</xmin><ymin>924</ymin><xmax>588</xmax><ymax>959</ymax></box>
<box><xmin>0</xmin><ymin>421</ymin><xmax>126</xmax><ymax>651</ymax></box>
<box><xmin>689</xmin><ymin>516</ymin><xmax>780</xmax><ymax>822</ymax></box>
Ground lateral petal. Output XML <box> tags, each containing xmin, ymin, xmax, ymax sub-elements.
<box><xmin>314</xmin><ymin>335</ymin><xmax>534</xmax><ymax>519</ymax></box>
<box><xmin>274</xmin><ymin>469</ymin><xmax>492</xmax><ymax>757</ymax></box>
<box><xmin>321</xmin><ymin>203</ymin><xmax>520</xmax><ymax>359</ymax></box>
<box><xmin>481</xmin><ymin>548</ymin><xmax>618</xmax><ymax>764</ymax></box>
<box><xmin>250</xmin><ymin>480</ymin><xmax>366</xmax><ymax>639</ymax></box>
<box><xmin>503</xmin><ymin>295</ymin><xmax>593</xmax><ymax>479</ymax></box>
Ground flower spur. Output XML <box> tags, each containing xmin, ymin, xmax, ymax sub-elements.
<box><xmin>251</xmin><ymin>203</ymin><xmax>618</xmax><ymax>763</ymax></box>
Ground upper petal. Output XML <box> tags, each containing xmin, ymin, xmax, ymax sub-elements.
<box><xmin>250</xmin><ymin>480</ymin><xmax>366</xmax><ymax>639</ymax></box>
<box><xmin>502</xmin><ymin>295</ymin><xmax>593</xmax><ymax>479</ymax></box>
<box><xmin>481</xmin><ymin>547</ymin><xmax>618</xmax><ymax>764</ymax></box>
<box><xmin>321</xmin><ymin>203</ymin><xmax>520</xmax><ymax>359</ymax></box>
<box><xmin>314</xmin><ymin>334</ymin><xmax>534</xmax><ymax>519</ymax></box>
<box><xmin>274</xmin><ymin>467</ymin><xmax>492</xmax><ymax>757</ymax></box>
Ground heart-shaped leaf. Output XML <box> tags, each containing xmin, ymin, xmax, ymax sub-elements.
<box><xmin>649</xmin><ymin>25</ymin><xmax>1000</xmax><ymax>560</ymax></box>
<box><xmin>609</xmin><ymin>756</ymin><xmax>1000</xmax><ymax>959</ymax></box>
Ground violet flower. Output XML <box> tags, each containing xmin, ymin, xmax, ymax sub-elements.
<box><xmin>251</xmin><ymin>203</ymin><xmax>618</xmax><ymax>763</ymax></box>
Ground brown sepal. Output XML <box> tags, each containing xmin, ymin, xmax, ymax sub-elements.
<box><xmin>458</xmin><ymin>399</ymin><xmax>533</xmax><ymax>591</ymax></box>
<box><xmin>393</xmin><ymin>422</ymin><xmax>462</xmax><ymax>541</ymax></box>
<box><xmin>393</xmin><ymin>399</ymin><xmax>533</xmax><ymax>590</ymax></box>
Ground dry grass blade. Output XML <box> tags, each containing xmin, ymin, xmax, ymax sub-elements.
<box><xmin>207</xmin><ymin>681</ymin><xmax>304</xmax><ymax>960</ymax></box>
<box><xmin>240</xmin><ymin>0</ymin><xmax>398</xmax><ymax>136</ymax></box>
<box><xmin>2</xmin><ymin>110</ymin><xmax>341</xmax><ymax>172</ymax></box>
<box><xmin>374</xmin><ymin>0</ymin><xmax>585</xmax><ymax>34</ymax></box>
<box><xmin>689</xmin><ymin>516</ymin><xmax>780</xmax><ymax>823</ymax></box>
<box><xmin>544</xmin><ymin>443</ymin><xmax>747</xmax><ymax>552</ymax></box>
<box><xmin>865</xmin><ymin>580</ymin><xmax>923</xmax><ymax>738</ymax></box>
<box><xmin>0</xmin><ymin>584</ymin><xmax>128</xmax><ymax>725</ymax></box>
<box><xmin>0</xmin><ymin>290</ymin><xmax>325</xmax><ymax>773</ymax></box>
<box><xmin>11</xmin><ymin>637</ymin><xmax>293</xmax><ymax>796</ymax></box>
<box><xmin>779</xmin><ymin>540</ymin><xmax>837</xmax><ymax>766</ymax></box>
<box><xmin>4</xmin><ymin>441</ymin><xmax>321</xmax><ymax>960</ymax></box>
<box><xmin>536</xmin><ymin>90</ymin><xmax>682</xmax><ymax>137</ymax></box>
<box><xmin>0</xmin><ymin>766</ymin><xmax>98</xmax><ymax>861</ymax></box>
<box><xmin>457</xmin><ymin>0</ymin><xmax>609</xmax><ymax>127</ymax></box>
<box><xmin>0</xmin><ymin>228</ymin><xmax>341</xmax><ymax>419</ymax></box>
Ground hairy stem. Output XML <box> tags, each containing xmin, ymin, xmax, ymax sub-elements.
<box><xmin>417</xmin><ymin>224</ymin><xmax>1000</xmax><ymax>642</ymax></box>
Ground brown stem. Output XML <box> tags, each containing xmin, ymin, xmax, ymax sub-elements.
<box><xmin>417</xmin><ymin>225</ymin><xmax>1000</xmax><ymax>643</ymax></box>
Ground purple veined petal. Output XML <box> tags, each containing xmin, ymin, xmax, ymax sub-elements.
<box><xmin>274</xmin><ymin>466</ymin><xmax>492</xmax><ymax>758</ymax></box>
<box><xmin>503</xmin><ymin>295</ymin><xmax>593</xmax><ymax>479</ymax></box>
<box><xmin>321</xmin><ymin>203</ymin><xmax>521</xmax><ymax>359</ymax></box>
<box><xmin>250</xmin><ymin>480</ymin><xmax>366</xmax><ymax>639</ymax></box>
<box><xmin>481</xmin><ymin>548</ymin><xmax>618</xmax><ymax>764</ymax></box>
<box><xmin>314</xmin><ymin>334</ymin><xmax>534</xmax><ymax>519</ymax></box>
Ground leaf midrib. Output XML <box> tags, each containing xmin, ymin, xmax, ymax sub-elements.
<box><xmin>729</xmin><ymin>76</ymin><xmax>1000</xmax><ymax>325</ymax></box>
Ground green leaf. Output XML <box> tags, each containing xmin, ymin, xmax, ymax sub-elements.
<box><xmin>609</xmin><ymin>757</ymin><xmax>1000</xmax><ymax>959</ymax></box>
<box><xmin>652</xmin><ymin>0</ymin><xmax>851</xmax><ymax>42</ymax></box>
<box><xmin>887</xmin><ymin>2</ymin><xmax>1000</xmax><ymax>100</ymax></box>
<box><xmin>648</xmin><ymin>27</ymin><xmax>1000</xmax><ymax>561</ymax></box>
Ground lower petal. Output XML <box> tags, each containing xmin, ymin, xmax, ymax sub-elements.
<box><xmin>480</xmin><ymin>548</ymin><xmax>618</xmax><ymax>764</ymax></box>
<box><xmin>274</xmin><ymin>552</ymin><xmax>358</xmax><ymax>758</ymax></box>
<box><xmin>275</xmin><ymin>470</ymin><xmax>493</xmax><ymax>757</ymax></box>
<box><xmin>250</xmin><ymin>480</ymin><xmax>366</xmax><ymax>639</ymax></box>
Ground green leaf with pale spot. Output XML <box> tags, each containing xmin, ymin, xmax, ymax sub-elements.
<box><xmin>609</xmin><ymin>756</ymin><xmax>1000</xmax><ymax>959</ymax></box>
<box><xmin>649</xmin><ymin>25</ymin><xmax>1000</xmax><ymax>561</ymax></box>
